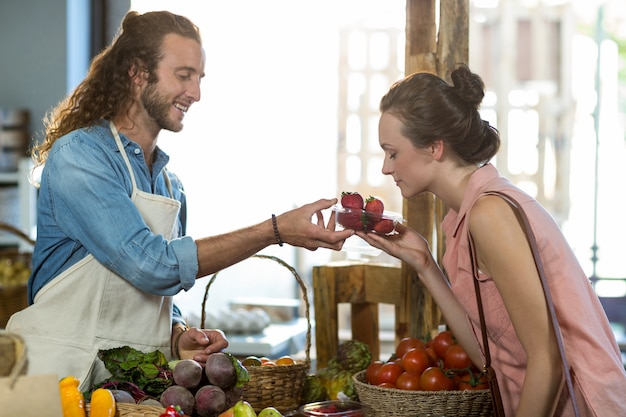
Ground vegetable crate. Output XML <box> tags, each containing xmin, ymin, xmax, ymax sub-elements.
<box><xmin>200</xmin><ymin>254</ymin><xmax>311</xmax><ymax>414</ymax></box>
<box><xmin>0</xmin><ymin>222</ymin><xmax>34</xmax><ymax>328</ymax></box>
<box><xmin>352</xmin><ymin>370</ymin><xmax>494</xmax><ymax>417</ymax></box>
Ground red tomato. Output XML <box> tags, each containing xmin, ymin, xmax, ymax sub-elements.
<box><xmin>365</xmin><ymin>361</ymin><xmax>384</xmax><ymax>385</ymax></box>
<box><xmin>376</xmin><ymin>361</ymin><xmax>404</xmax><ymax>386</ymax></box>
<box><xmin>378</xmin><ymin>382</ymin><xmax>396</xmax><ymax>389</ymax></box>
<box><xmin>419</xmin><ymin>366</ymin><xmax>455</xmax><ymax>391</ymax></box>
<box><xmin>432</xmin><ymin>330</ymin><xmax>455</xmax><ymax>360</ymax></box>
<box><xmin>395</xmin><ymin>337</ymin><xmax>426</xmax><ymax>359</ymax></box>
<box><xmin>458</xmin><ymin>371</ymin><xmax>489</xmax><ymax>390</ymax></box>
<box><xmin>444</xmin><ymin>344</ymin><xmax>472</xmax><ymax>371</ymax></box>
<box><xmin>425</xmin><ymin>346</ymin><xmax>439</xmax><ymax>365</ymax></box>
<box><xmin>401</xmin><ymin>347</ymin><xmax>432</xmax><ymax>376</ymax></box>
<box><xmin>395</xmin><ymin>371</ymin><xmax>421</xmax><ymax>391</ymax></box>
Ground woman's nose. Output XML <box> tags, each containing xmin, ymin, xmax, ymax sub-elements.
<box><xmin>381</xmin><ymin>160</ymin><xmax>392</xmax><ymax>175</ymax></box>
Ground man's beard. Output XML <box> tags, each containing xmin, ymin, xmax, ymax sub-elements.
<box><xmin>141</xmin><ymin>83</ymin><xmax>183</xmax><ymax>133</ymax></box>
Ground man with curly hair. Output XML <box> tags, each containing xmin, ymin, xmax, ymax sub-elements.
<box><xmin>7</xmin><ymin>10</ymin><xmax>352</xmax><ymax>389</ymax></box>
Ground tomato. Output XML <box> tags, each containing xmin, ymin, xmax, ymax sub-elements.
<box><xmin>458</xmin><ymin>371</ymin><xmax>489</xmax><ymax>390</ymax></box>
<box><xmin>378</xmin><ymin>382</ymin><xmax>396</xmax><ymax>389</ymax></box>
<box><xmin>376</xmin><ymin>361</ymin><xmax>404</xmax><ymax>386</ymax></box>
<box><xmin>401</xmin><ymin>347</ymin><xmax>432</xmax><ymax>376</ymax></box>
<box><xmin>425</xmin><ymin>346</ymin><xmax>439</xmax><ymax>365</ymax></box>
<box><xmin>395</xmin><ymin>337</ymin><xmax>426</xmax><ymax>359</ymax></box>
<box><xmin>419</xmin><ymin>366</ymin><xmax>455</xmax><ymax>391</ymax></box>
<box><xmin>365</xmin><ymin>361</ymin><xmax>384</xmax><ymax>385</ymax></box>
<box><xmin>444</xmin><ymin>344</ymin><xmax>472</xmax><ymax>371</ymax></box>
<box><xmin>395</xmin><ymin>371</ymin><xmax>421</xmax><ymax>391</ymax></box>
<box><xmin>432</xmin><ymin>330</ymin><xmax>455</xmax><ymax>360</ymax></box>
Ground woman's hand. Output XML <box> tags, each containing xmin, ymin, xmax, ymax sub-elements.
<box><xmin>356</xmin><ymin>223</ymin><xmax>434</xmax><ymax>273</ymax></box>
<box><xmin>176</xmin><ymin>327</ymin><xmax>228</xmax><ymax>364</ymax></box>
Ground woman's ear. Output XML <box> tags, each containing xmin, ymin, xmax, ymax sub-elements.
<box><xmin>431</xmin><ymin>139</ymin><xmax>445</xmax><ymax>161</ymax></box>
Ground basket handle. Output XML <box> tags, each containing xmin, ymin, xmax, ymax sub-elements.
<box><xmin>199</xmin><ymin>254</ymin><xmax>311</xmax><ymax>365</ymax></box>
<box><xmin>0</xmin><ymin>223</ymin><xmax>35</xmax><ymax>246</ymax></box>
<box><xmin>1</xmin><ymin>332</ymin><xmax>28</xmax><ymax>389</ymax></box>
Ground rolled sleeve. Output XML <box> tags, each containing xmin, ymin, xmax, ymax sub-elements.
<box><xmin>172</xmin><ymin>235</ymin><xmax>198</xmax><ymax>291</ymax></box>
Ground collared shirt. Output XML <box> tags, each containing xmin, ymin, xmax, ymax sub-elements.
<box><xmin>28</xmin><ymin>121</ymin><xmax>198</xmax><ymax>309</ymax></box>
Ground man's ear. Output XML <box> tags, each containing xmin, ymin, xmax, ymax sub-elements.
<box><xmin>129</xmin><ymin>60</ymin><xmax>148</xmax><ymax>86</ymax></box>
<box><xmin>431</xmin><ymin>139</ymin><xmax>445</xmax><ymax>161</ymax></box>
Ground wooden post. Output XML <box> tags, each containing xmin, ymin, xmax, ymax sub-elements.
<box><xmin>402</xmin><ymin>0</ymin><xmax>469</xmax><ymax>339</ymax></box>
<box><xmin>311</xmin><ymin>1</ymin><xmax>472</xmax><ymax>367</ymax></box>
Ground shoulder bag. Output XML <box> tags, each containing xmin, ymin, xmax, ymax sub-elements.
<box><xmin>469</xmin><ymin>191</ymin><xmax>581</xmax><ymax>417</ymax></box>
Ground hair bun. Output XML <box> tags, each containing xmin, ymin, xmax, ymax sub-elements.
<box><xmin>450</xmin><ymin>65</ymin><xmax>485</xmax><ymax>109</ymax></box>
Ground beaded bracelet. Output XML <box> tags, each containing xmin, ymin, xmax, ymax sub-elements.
<box><xmin>173</xmin><ymin>325</ymin><xmax>189</xmax><ymax>359</ymax></box>
<box><xmin>271</xmin><ymin>214</ymin><xmax>284</xmax><ymax>247</ymax></box>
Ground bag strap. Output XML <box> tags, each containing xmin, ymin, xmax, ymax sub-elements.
<box><xmin>469</xmin><ymin>191</ymin><xmax>580</xmax><ymax>417</ymax></box>
<box><xmin>470</xmin><ymin>240</ymin><xmax>506</xmax><ymax>417</ymax></box>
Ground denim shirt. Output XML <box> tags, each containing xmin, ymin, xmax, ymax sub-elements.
<box><xmin>28</xmin><ymin>121</ymin><xmax>198</xmax><ymax>312</ymax></box>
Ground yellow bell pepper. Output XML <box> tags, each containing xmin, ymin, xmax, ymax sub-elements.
<box><xmin>59</xmin><ymin>376</ymin><xmax>86</xmax><ymax>417</ymax></box>
<box><xmin>89</xmin><ymin>388</ymin><xmax>116</xmax><ymax>417</ymax></box>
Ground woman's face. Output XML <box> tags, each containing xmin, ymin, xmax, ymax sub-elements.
<box><xmin>378</xmin><ymin>112</ymin><xmax>435</xmax><ymax>199</ymax></box>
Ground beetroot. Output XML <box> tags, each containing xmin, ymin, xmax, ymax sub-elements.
<box><xmin>194</xmin><ymin>385</ymin><xmax>226</xmax><ymax>417</ymax></box>
<box><xmin>173</xmin><ymin>359</ymin><xmax>204</xmax><ymax>389</ymax></box>
<box><xmin>204</xmin><ymin>352</ymin><xmax>236</xmax><ymax>390</ymax></box>
<box><xmin>160</xmin><ymin>385</ymin><xmax>195</xmax><ymax>416</ymax></box>
<box><xmin>110</xmin><ymin>389</ymin><xmax>135</xmax><ymax>404</ymax></box>
<box><xmin>224</xmin><ymin>386</ymin><xmax>243</xmax><ymax>410</ymax></box>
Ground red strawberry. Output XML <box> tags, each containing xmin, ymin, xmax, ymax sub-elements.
<box><xmin>373</xmin><ymin>218</ymin><xmax>395</xmax><ymax>234</ymax></box>
<box><xmin>364</xmin><ymin>196</ymin><xmax>384</xmax><ymax>214</ymax></box>
<box><xmin>338</xmin><ymin>210</ymin><xmax>364</xmax><ymax>231</ymax></box>
<box><xmin>340</xmin><ymin>191</ymin><xmax>364</xmax><ymax>209</ymax></box>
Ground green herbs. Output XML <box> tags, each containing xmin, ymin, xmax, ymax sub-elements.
<box><xmin>89</xmin><ymin>346</ymin><xmax>174</xmax><ymax>398</ymax></box>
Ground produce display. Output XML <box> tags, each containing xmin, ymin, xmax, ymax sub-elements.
<box><xmin>56</xmin><ymin>334</ymin><xmax>483</xmax><ymax>417</ymax></box>
<box><xmin>363</xmin><ymin>330</ymin><xmax>488</xmax><ymax>392</ymax></box>
<box><xmin>79</xmin><ymin>346</ymin><xmax>251</xmax><ymax>417</ymax></box>
<box><xmin>58</xmin><ymin>346</ymin><xmax>298</xmax><ymax>417</ymax></box>
<box><xmin>302</xmin><ymin>340</ymin><xmax>372</xmax><ymax>403</ymax></box>
<box><xmin>334</xmin><ymin>192</ymin><xmax>401</xmax><ymax>234</ymax></box>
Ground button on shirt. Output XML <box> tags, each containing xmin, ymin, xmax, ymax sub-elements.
<box><xmin>28</xmin><ymin>121</ymin><xmax>198</xmax><ymax>306</ymax></box>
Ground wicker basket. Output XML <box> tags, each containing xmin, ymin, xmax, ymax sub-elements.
<box><xmin>352</xmin><ymin>370</ymin><xmax>494</xmax><ymax>417</ymax></box>
<box><xmin>87</xmin><ymin>403</ymin><xmax>176</xmax><ymax>417</ymax></box>
<box><xmin>0</xmin><ymin>222</ymin><xmax>34</xmax><ymax>328</ymax></box>
<box><xmin>200</xmin><ymin>254</ymin><xmax>311</xmax><ymax>414</ymax></box>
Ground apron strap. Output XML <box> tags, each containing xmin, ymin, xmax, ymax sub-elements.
<box><xmin>109</xmin><ymin>120</ymin><xmax>174</xmax><ymax>198</ymax></box>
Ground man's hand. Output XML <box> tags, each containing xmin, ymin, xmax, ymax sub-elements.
<box><xmin>175</xmin><ymin>327</ymin><xmax>228</xmax><ymax>364</ymax></box>
<box><xmin>278</xmin><ymin>198</ymin><xmax>354</xmax><ymax>251</ymax></box>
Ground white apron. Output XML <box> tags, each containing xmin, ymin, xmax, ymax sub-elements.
<box><xmin>7</xmin><ymin>121</ymin><xmax>181</xmax><ymax>390</ymax></box>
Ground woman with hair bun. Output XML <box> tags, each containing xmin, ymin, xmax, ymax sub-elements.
<box><xmin>359</xmin><ymin>65</ymin><xmax>626</xmax><ymax>416</ymax></box>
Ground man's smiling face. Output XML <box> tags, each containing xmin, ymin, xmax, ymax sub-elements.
<box><xmin>141</xmin><ymin>33</ymin><xmax>205</xmax><ymax>133</ymax></box>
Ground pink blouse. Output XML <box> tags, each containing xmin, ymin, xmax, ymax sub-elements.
<box><xmin>441</xmin><ymin>164</ymin><xmax>626</xmax><ymax>417</ymax></box>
